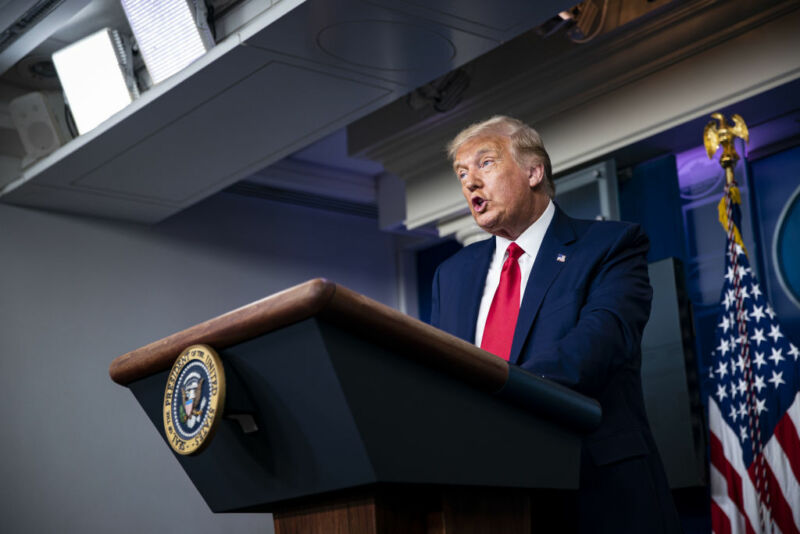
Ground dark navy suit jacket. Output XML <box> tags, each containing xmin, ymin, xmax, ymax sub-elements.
<box><xmin>431</xmin><ymin>206</ymin><xmax>680</xmax><ymax>533</ymax></box>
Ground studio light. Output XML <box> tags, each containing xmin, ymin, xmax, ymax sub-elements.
<box><xmin>121</xmin><ymin>0</ymin><xmax>215</xmax><ymax>85</ymax></box>
<box><xmin>52</xmin><ymin>28</ymin><xmax>137</xmax><ymax>135</ymax></box>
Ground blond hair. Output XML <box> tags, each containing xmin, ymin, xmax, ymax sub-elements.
<box><xmin>447</xmin><ymin>115</ymin><xmax>554</xmax><ymax>197</ymax></box>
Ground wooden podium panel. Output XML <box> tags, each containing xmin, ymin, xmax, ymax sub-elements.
<box><xmin>111</xmin><ymin>280</ymin><xmax>599</xmax><ymax>532</ymax></box>
<box><xmin>271</xmin><ymin>486</ymin><xmax>550</xmax><ymax>534</ymax></box>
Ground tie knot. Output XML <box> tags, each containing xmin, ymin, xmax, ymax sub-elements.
<box><xmin>506</xmin><ymin>242</ymin><xmax>524</xmax><ymax>261</ymax></box>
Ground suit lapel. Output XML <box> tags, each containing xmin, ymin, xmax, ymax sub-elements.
<box><xmin>456</xmin><ymin>237</ymin><xmax>495</xmax><ymax>343</ymax></box>
<box><xmin>509</xmin><ymin>206</ymin><xmax>576</xmax><ymax>365</ymax></box>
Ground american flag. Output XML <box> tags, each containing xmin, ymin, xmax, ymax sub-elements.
<box><xmin>709</xmin><ymin>186</ymin><xmax>800</xmax><ymax>534</ymax></box>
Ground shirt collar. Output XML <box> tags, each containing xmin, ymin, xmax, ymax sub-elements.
<box><xmin>495</xmin><ymin>199</ymin><xmax>555</xmax><ymax>258</ymax></box>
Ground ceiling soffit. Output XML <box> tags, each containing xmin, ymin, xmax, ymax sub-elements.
<box><xmin>0</xmin><ymin>0</ymin><xmax>572</xmax><ymax>223</ymax></box>
<box><xmin>346</xmin><ymin>0</ymin><xmax>800</xmax><ymax>232</ymax></box>
<box><xmin>350</xmin><ymin>0</ymin><xmax>798</xmax><ymax>174</ymax></box>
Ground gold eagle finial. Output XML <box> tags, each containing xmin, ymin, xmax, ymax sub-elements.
<box><xmin>705</xmin><ymin>112</ymin><xmax>750</xmax><ymax>250</ymax></box>
<box><xmin>703</xmin><ymin>113</ymin><xmax>749</xmax><ymax>182</ymax></box>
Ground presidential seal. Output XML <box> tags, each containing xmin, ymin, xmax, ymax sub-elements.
<box><xmin>163</xmin><ymin>344</ymin><xmax>226</xmax><ymax>455</ymax></box>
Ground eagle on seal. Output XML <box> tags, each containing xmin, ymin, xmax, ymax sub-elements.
<box><xmin>180</xmin><ymin>377</ymin><xmax>205</xmax><ymax>423</ymax></box>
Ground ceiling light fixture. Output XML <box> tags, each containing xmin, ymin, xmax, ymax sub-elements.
<box><xmin>121</xmin><ymin>0</ymin><xmax>215</xmax><ymax>85</ymax></box>
<box><xmin>52</xmin><ymin>28</ymin><xmax>138</xmax><ymax>135</ymax></box>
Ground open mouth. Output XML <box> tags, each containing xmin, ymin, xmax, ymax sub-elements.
<box><xmin>472</xmin><ymin>197</ymin><xmax>486</xmax><ymax>213</ymax></box>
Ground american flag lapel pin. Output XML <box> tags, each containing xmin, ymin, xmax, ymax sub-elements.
<box><xmin>556</xmin><ymin>253</ymin><xmax>566</xmax><ymax>262</ymax></box>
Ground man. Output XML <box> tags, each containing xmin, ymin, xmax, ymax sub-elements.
<box><xmin>431</xmin><ymin>116</ymin><xmax>680</xmax><ymax>533</ymax></box>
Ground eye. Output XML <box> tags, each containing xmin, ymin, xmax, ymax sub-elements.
<box><xmin>480</xmin><ymin>158</ymin><xmax>494</xmax><ymax>168</ymax></box>
<box><xmin>457</xmin><ymin>170</ymin><xmax>467</xmax><ymax>181</ymax></box>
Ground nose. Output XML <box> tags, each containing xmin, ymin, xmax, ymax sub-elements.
<box><xmin>463</xmin><ymin>171</ymin><xmax>481</xmax><ymax>191</ymax></box>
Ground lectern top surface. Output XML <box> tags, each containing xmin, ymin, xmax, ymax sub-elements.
<box><xmin>109</xmin><ymin>278</ymin><xmax>508</xmax><ymax>390</ymax></box>
<box><xmin>112</xmin><ymin>278</ymin><xmax>601</xmax><ymax>434</ymax></box>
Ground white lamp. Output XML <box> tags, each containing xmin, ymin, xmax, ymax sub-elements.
<box><xmin>52</xmin><ymin>28</ymin><xmax>137</xmax><ymax>135</ymax></box>
<box><xmin>121</xmin><ymin>0</ymin><xmax>215</xmax><ymax>85</ymax></box>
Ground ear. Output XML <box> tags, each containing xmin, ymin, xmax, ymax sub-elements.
<box><xmin>528</xmin><ymin>163</ymin><xmax>544</xmax><ymax>188</ymax></box>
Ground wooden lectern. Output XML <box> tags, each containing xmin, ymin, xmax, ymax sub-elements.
<box><xmin>110</xmin><ymin>279</ymin><xmax>600</xmax><ymax>533</ymax></box>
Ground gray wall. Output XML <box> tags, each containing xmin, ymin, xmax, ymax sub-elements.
<box><xmin>0</xmin><ymin>193</ymin><xmax>398</xmax><ymax>533</ymax></box>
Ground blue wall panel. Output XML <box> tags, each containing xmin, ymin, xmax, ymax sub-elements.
<box><xmin>619</xmin><ymin>154</ymin><xmax>687</xmax><ymax>265</ymax></box>
<box><xmin>748</xmin><ymin>146</ymin><xmax>800</xmax><ymax>345</ymax></box>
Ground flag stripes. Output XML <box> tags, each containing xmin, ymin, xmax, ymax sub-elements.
<box><xmin>713</xmin><ymin>499</ymin><xmax>734</xmax><ymax>534</ymax></box>
<box><xmin>755</xmin><ymin>406</ymin><xmax>800</xmax><ymax>533</ymax></box>
<box><xmin>711</xmin><ymin>395</ymin><xmax>800</xmax><ymax>533</ymax></box>
<box><xmin>776</xmin><ymin>404</ymin><xmax>800</xmax><ymax>483</ymax></box>
<box><xmin>711</xmin><ymin>399</ymin><xmax>760</xmax><ymax>534</ymax></box>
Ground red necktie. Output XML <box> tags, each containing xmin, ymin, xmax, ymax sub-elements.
<box><xmin>481</xmin><ymin>242</ymin><xmax>524</xmax><ymax>361</ymax></box>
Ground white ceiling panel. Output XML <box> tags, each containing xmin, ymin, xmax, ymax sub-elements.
<box><xmin>1</xmin><ymin>0</ymin><xmax>573</xmax><ymax>223</ymax></box>
<box><xmin>7</xmin><ymin>42</ymin><xmax>268</xmax><ymax>189</ymax></box>
<box><xmin>72</xmin><ymin>60</ymin><xmax>393</xmax><ymax>202</ymax></box>
<box><xmin>4</xmin><ymin>182</ymin><xmax>176</xmax><ymax>222</ymax></box>
<box><xmin>242</xmin><ymin>1</ymin><xmax>503</xmax><ymax>87</ymax></box>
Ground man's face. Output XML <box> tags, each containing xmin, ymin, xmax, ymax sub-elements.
<box><xmin>453</xmin><ymin>135</ymin><xmax>543</xmax><ymax>240</ymax></box>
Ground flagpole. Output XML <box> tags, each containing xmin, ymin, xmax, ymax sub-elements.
<box><xmin>705</xmin><ymin>113</ymin><xmax>773</xmax><ymax>533</ymax></box>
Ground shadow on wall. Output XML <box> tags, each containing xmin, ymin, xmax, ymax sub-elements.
<box><xmin>0</xmin><ymin>192</ymin><xmax>398</xmax><ymax>533</ymax></box>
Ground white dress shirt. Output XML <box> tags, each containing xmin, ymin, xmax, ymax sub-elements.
<box><xmin>474</xmin><ymin>199</ymin><xmax>556</xmax><ymax>346</ymax></box>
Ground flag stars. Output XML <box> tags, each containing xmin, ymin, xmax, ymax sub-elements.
<box><xmin>735</xmin><ymin>355</ymin><xmax>746</xmax><ymax>374</ymax></box>
<box><xmin>751</xmin><ymin>328</ymin><xmax>766</xmax><ymax>347</ymax></box>
<box><xmin>739</xmin><ymin>425</ymin><xmax>749</xmax><ymax>442</ymax></box>
<box><xmin>736</xmin><ymin>265</ymin><xmax>748</xmax><ymax>282</ymax></box>
<box><xmin>753</xmin><ymin>351</ymin><xmax>766</xmax><ymax>369</ymax></box>
<box><xmin>730</xmin><ymin>405</ymin><xmax>738</xmax><ymax>421</ymax></box>
<box><xmin>789</xmin><ymin>343</ymin><xmax>799</xmax><ymax>361</ymax></box>
<box><xmin>723</xmin><ymin>291</ymin><xmax>733</xmax><ymax>311</ymax></box>
<box><xmin>766</xmin><ymin>304</ymin><xmax>776</xmax><ymax>320</ymax></box>
<box><xmin>767</xmin><ymin>324</ymin><xmax>783</xmax><ymax>343</ymax></box>
<box><xmin>725</xmin><ymin>266</ymin><xmax>735</xmax><ymax>284</ymax></box>
<box><xmin>768</xmin><ymin>370</ymin><xmax>785</xmax><ymax>389</ymax></box>
<box><xmin>716</xmin><ymin>384</ymin><xmax>728</xmax><ymax>402</ymax></box>
<box><xmin>737</xmin><ymin>309</ymin><xmax>750</xmax><ymax>323</ymax></box>
<box><xmin>755</xmin><ymin>397</ymin><xmax>767</xmax><ymax>415</ymax></box>
<box><xmin>738</xmin><ymin>285</ymin><xmax>750</xmax><ymax>301</ymax></box>
<box><xmin>768</xmin><ymin>347</ymin><xmax>784</xmax><ymax>366</ymax></box>
<box><xmin>734</xmin><ymin>243</ymin><xmax>745</xmax><ymax>257</ymax></box>
<box><xmin>753</xmin><ymin>374</ymin><xmax>766</xmax><ymax>394</ymax></box>
<box><xmin>719</xmin><ymin>315</ymin><xmax>731</xmax><ymax>333</ymax></box>
<box><xmin>717</xmin><ymin>337</ymin><xmax>731</xmax><ymax>356</ymax></box>
<box><xmin>716</xmin><ymin>361</ymin><xmax>729</xmax><ymax>378</ymax></box>
<box><xmin>751</xmin><ymin>305</ymin><xmax>766</xmax><ymax>323</ymax></box>
<box><xmin>737</xmin><ymin>379</ymin><xmax>747</xmax><ymax>397</ymax></box>
<box><xmin>751</xmin><ymin>283</ymin><xmax>762</xmax><ymax>300</ymax></box>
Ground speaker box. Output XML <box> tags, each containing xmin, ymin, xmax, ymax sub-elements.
<box><xmin>9</xmin><ymin>91</ymin><xmax>72</xmax><ymax>167</ymax></box>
